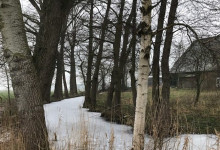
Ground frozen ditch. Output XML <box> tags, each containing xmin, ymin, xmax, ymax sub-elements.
<box><xmin>44</xmin><ymin>96</ymin><xmax>219</xmax><ymax>150</ymax></box>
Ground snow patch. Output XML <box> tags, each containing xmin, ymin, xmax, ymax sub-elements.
<box><xmin>44</xmin><ymin>96</ymin><xmax>219</xmax><ymax>150</ymax></box>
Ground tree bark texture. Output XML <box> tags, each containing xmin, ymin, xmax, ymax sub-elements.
<box><xmin>33</xmin><ymin>0</ymin><xmax>72</xmax><ymax>103</ymax></box>
<box><xmin>0</xmin><ymin>0</ymin><xmax>49</xmax><ymax>149</ymax></box>
<box><xmin>132</xmin><ymin>0</ymin><xmax>152</xmax><ymax>149</ymax></box>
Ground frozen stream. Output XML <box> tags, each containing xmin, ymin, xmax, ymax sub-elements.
<box><xmin>44</xmin><ymin>96</ymin><xmax>219</xmax><ymax>150</ymax></box>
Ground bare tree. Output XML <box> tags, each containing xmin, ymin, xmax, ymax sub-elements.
<box><xmin>0</xmin><ymin>0</ymin><xmax>49</xmax><ymax>149</ymax></box>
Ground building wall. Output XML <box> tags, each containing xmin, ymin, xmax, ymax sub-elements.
<box><xmin>175</xmin><ymin>71</ymin><xmax>220</xmax><ymax>90</ymax></box>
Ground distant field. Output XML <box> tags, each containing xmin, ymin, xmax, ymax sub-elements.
<box><xmin>0</xmin><ymin>90</ymin><xmax>14</xmax><ymax>102</ymax></box>
<box><xmin>96</xmin><ymin>88</ymin><xmax>220</xmax><ymax>134</ymax></box>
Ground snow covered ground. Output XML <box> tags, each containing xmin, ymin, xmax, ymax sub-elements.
<box><xmin>44</xmin><ymin>97</ymin><xmax>219</xmax><ymax>150</ymax></box>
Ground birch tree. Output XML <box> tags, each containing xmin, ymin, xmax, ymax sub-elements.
<box><xmin>0</xmin><ymin>0</ymin><xmax>49</xmax><ymax>149</ymax></box>
<box><xmin>132</xmin><ymin>0</ymin><xmax>152</xmax><ymax>149</ymax></box>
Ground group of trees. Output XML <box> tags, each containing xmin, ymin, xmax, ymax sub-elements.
<box><xmin>0</xmin><ymin>0</ymin><xmax>219</xmax><ymax>149</ymax></box>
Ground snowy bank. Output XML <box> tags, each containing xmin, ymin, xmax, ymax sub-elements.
<box><xmin>44</xmin><ymin>97</ymin><xmax>219</xmax><ymax>150</ymax></box>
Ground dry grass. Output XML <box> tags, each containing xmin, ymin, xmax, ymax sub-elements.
<box><xmin>96</xmin><ymin>88</ymin><xmax>220</xmax><ymax>135</ymax></box>
<box><xmin>0</xmin><ymin>89</ymin><xmax>219</xmax><ymax>150</ymax></box>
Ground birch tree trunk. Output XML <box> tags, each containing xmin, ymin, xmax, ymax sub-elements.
<box><xmin>132</xmin><ymin>0</ymin><xmax>152</xmax><ymax>149</ymax></box>
<box><xmin>0</xmin><ymin>0</ymin><xmax>49</xmax><ymax>149</ymax></box>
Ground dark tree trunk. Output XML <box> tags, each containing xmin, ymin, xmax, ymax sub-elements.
<box><xmin>54</xmin><ymin>16</ymin><xmax>69</xmax><ymax>101</ymax></box>
<box><xmin>84</xmin><ymin>0</ymin><xmax>94</xmax><ymax>108</ymax></box>
<box><xmin>69</xmin><ymin>28</ymin><xmax>78</xmax><ymax>96</ymax></box>
<box><xmin>151</xmin><ymin>1</ymin><xmax>168</xmax><ymax>146</ymax></box>
<box><xmin>0</xmin><ymin>0</ymin><xmax>49</xmax><ymax>149</ymax></box>
<box><xmin>101</xmin><ymin>69</ymin><xmax>106</xmax><ymax>91</ymax></box>
<box><xmin>106</xmin><ymin>0</ymin><xmax>125</xmax><ymax>111</ymax></box>
<box><xmin>54</xmin><ymin>53</ymin><xmax>63</xmax><ymax>100</ymax></box>
<box><xmin>63</xmin><ymin>65</ymin><xmax>69</xmax><ymax>98</ymax></box>
<box><xmin>152</xmin><ymin>0</ymin><xmax>167</xmax><ymax>106</ymax></box>
<box><xmin>161</xmin><ymin>0</ymin><xmax>178</xmax><ymax>104</ymax></box>
<box><xmin>33</xmin><ymin>0</ymin><xmax>72</xmax><ymax>103</ymax></box>
<box><xmin>194</xmin><ymin>72</ymin><xmax>201</xmax><ymax>106</ymax></box>
<box><xmin>130</xmin><ymin>6</ymin><xmax>137</xmax><ymax>106</ymax></box>
<box><xmin>90</xmin><ymin>0</ymin><xmax>112</xmax><ymax>110</ymax></box>
<box><xmin>121</xmin><ymin>68</ymin><xmax>127</xmax><ymax>91</ymax></box>
<box><xmin>160</xmin><ymin>0</ymin><xmax>179</xmax><ymax>140</ymax></box>
<box><xmin>79</xmin><ymin>61</ymin><xmax>86</xmax><ymax>88</ymax></box>
<box><xmin>113</xmin><ymin>0</ymin><xmax>137</xmax><ymax>116</ymax></box>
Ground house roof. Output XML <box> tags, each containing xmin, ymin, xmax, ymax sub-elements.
<box><xmin>171</xmin><ymin>35</ymin><xmax>220</xmax><ymax>73</ymax></box>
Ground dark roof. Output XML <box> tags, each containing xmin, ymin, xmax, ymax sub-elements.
<box><xmin>171</xmin><ymin>35</ymin><xmax>220</xmax><ymax>73</ymax></box>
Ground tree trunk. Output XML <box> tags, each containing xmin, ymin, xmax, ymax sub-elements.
<box><xmin>54</xmin><ymin>53</ymin><xmax>63</xmax><ymax>100</ymax></box>
<box><xmin>130</xmin><ymin>7</ymin><xmax>137</xmax><ymax>106</ymax></box>
<box><xmin>101</xmin><ymin>69</ymin><xmax>106</xmax><ymax>91</ymax></box>
<box><xmin>0</xmin><ymin>0</ymin><xmax>49</xmax><ymax>149</ymax></box>
<box><xmin>4</xmin><ymin>66</ymin><xmax>11</xmax><ymax>105</ymax></box>
<box><xmin>114</xmin><ymin>0</ymin><xmax>137</xmax><ymax>112</ymax></box>
<box><xmin>152</xmin><ymin>0</ymin><xmax>167</xmax><ymax>105</ymax></box>
<box><xmin>54</xmin><ymin>16</ymin><xmax>68</xmax><ymax>101</ymax></box>
<box><xmin>90</xmin><ymin>0</ymin><xmax>111</xmax><ymax>110</ymax></box>
<box><xmin>106</xmin><ymin>0</ymin><xmax>125</xmax><ymax>113</ymax></box>
<box><xmin>161</xmin><ymin>0</ymin><xmax>178</xmax><ymax>105</ymax></box>
<box><xmin>194</xmin><ymin>72</ymin><xmax>201</xmax><ymax>106</ymax></box>
<box><xmin>84</xmin><ymin>0</ymin><xmax>94</xmax><ymax>108</ymax></box>
<box><xmin>132</xmin><ymin>0</ymin><xmax>152</xmax><ymax>149</ymax></box>
<box><xmin>33</xmin><ymin>0</ymin><xmax>72</xmax><ymax>103</ymax></box>
<box><xmin>69</xmin><ymin>28</ymin><xmax>78</xmax><ymax>96</ymax></box>
<box><xmin>151</xmin><ymin>0</ymin><xmax>168</xmax><ymax>147</ymax></box>
<box><xmin>160</xmin><ymin>0</ymin><xmax>178</xmax><ymax>141</ymax></box>
<box><xmin>63</xmin><ymin>64</ymin><xmax>69</xmax><ymax>98</ymax></box>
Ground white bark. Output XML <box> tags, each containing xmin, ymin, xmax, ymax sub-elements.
<box><xmin>132</xmin><ymin>0</ymin><xmax>152</xmax><ymax>149</ymax></box>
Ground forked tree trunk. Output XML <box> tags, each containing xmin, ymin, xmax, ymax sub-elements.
<box><xmin>106</xmin><ymin>0</ymin><xmax>125</xmax><ymax>111</ymax></box>
<box><xmin>54</xmin><ymin>17</ymin><xmax>68</xmax><ymax>100</ymax></box>
<box><xmin>160</xmin><ymin>0</ymin><xmax>178</xmax><ymax>142</ymax></box>
<box><xmin>151</xmin><ymin>0</ymin><xmax>167</xmax><ymax>146</ymax></box>
<box><xmin>132</xmin><ymin>0</ymin><xmax>152</xmax><ymax>149</ymax></box>
<box><xmin>161</xmin><ymin>0</ymin><xmax>178</xmax><ymax>106</ymax></box>
<box><xmin>114</xmin><ymin>0</ymin><xmax>137</xmax><ymax>113</ymax></box>
<box><xmin>0</xmin><ymin>0</ymin><xmax>49</xmax><ymax>149</ymax></box>
<box><xmin>90</xmin><ymin>0</ymin><xmax>111</xmax><ymax>110</ymax></box>
<box><xmin>33</xmin><ymin>0</ymin><xmax>72</xmax><ymax>103</ymax></box>
<box><xmin>152</xmin><ymin>0</ymin><xmax>167</xmax><ymax>105</ymax></box>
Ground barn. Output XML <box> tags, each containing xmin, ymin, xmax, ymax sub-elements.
<box><xmin>171</xmin><ymin>35</ymin><xmax>220</xmax><ymax>90</ymax></box>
